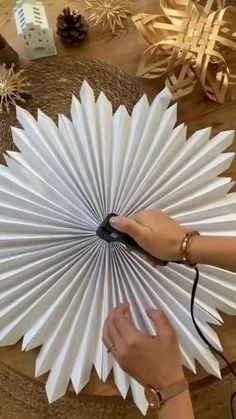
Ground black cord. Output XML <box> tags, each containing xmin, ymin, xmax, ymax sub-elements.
<box><xmin>232</xmin><ymin>392</ymin><xmax>236</xmax><ymax>419</ymax></box>
<box><xmin>191</xmin><ymin>267</ymin><xmax>236</xmax><ymax>419</ymax></box>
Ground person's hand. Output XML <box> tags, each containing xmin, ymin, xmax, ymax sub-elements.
<box><xmin>103</xmin><ymin>303</ymin><xmax>184</xmax><ymax>389</ymax></box>
<box><xmin>110</xmin><ymin>210</ymin><xmax>186</xmax><ymax>262</ymax></box>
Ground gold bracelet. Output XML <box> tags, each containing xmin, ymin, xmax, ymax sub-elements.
<box><xmin>180</xmin><ymin>231</ymin><xmax>200</xmax><ymax>266</ymax></box>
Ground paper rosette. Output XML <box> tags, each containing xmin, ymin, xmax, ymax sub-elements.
<box><xmin>0</xmin><ymin>81</ymin><xmax>236</xmax><ymax>415</ymax></box>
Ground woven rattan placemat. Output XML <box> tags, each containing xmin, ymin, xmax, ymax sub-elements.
<box><xmin>0</xmin><ymin>56</ymin><xmax>144</xmax><ymax>164</ymax></box>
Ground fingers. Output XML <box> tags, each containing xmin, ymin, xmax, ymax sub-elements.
<box><xmin>103</xmin><ymin>316</ymin><xmax>120</xmax><ymax>344</ymax></box>
<box><xmin>102</xmin><ymin>304</ymin><xmax>127</xmax><ymax>352</ymax></box>
<box><xmin>103</xmin><ymin>321</ymin><xmax>115</xmax><ymax>351</ymax></box>
<box><xmin>146</xmin><ymin>255</ymin><xmax>161</xmax><ymax>267</ymax></box>
<box><xmin>111</xmin><ymin>304</ymin><xmax>142</xmax><ymax>341</ymax></box>
<box><xmin>103</xmin><ymin>311</ymin><xmax>121</xmax><ymax>359</ymax></box>
<box><xmin>102</xmin><ymin>325</ymin><xmax>120</xmax><ymax>358</ymax></box>
<box><xmin>102</xmin><ymin>325</ymin><xmax>113</xmax><ymax>349</ymax></box>
<box><xmin>110</xmin><ymin>216</ymin><xmax>147</xmax><ymax>241</ymax></box>
<box><xmin>103</xmin><ymin>304</ymin><xmax>141</xmax><ymax>347</ymax></box>
<box><xmin>146</xmin><ymin>309</ymin><xmax>176</xmax><ymax>338</ymax></box>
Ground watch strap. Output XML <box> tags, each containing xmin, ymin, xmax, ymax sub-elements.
<box><xmin>145</xmin><ymin>377</ymin><xmax>189</xmax><ymax>409</ymax></box>
<box><xmin>159</xmin><ymin>377</ymin><xmax>189</xmax><ymax>403</ymax></box>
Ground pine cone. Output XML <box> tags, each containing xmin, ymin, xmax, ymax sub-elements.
<box><xmin>56</xmin><ymin>7</ymin><xmax>88</xmax><ymax>46</ymax></box>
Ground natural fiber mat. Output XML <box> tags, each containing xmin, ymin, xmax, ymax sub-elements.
<box><xmin>0</xmin><ymin>56</ymin><xmax>144</xmax><ymax>165</ymax></box>
<box><xmin>0</xmin><ymin>362</ymin><xmax>235</xmax><ymax>419</ymax></box>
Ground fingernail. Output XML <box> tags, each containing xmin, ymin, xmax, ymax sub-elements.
<box><xmin>110</xmin><ymin>216</ymin><xmax>122</xmax><ymax>226</ymax></box>
<box><xmin>146</xmin><ymin>308</ymin><xmax>160</xmax><ymax>316</ymax></box>
<box><xmin>146</xmin><ymin>308</ymin><xmax>153</xmax><ymax>316</ymax></box>
<box><xmin>119</xmin><ymin>302</ymin><xmax>130</xmax><ymax>310</ymax></box>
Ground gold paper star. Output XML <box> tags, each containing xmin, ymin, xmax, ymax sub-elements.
<box><xmin>84</xmin><ymin>0</ymin><xmax>131</xmax><ymax>34</ymax></box>
<box><xmin>133</xmin><ymin>0</ymin><xmax>236</xmax><ymax>103</ymax></box>
<box><xmin>0</xmin><ymin>64</ymin><xmax>31</xmax><ymax>113</ymax></box>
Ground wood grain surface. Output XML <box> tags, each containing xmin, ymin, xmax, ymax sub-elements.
<box><xmin>0</xmin><ymin>0</ymin><xmax>236</xmax><ymax>401</ymax></box>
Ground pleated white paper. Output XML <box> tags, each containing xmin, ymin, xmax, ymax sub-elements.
<box><xmin>0</xmin><ymin>81</ymin><xmax>236</xmax><ymax>414</ymax></box>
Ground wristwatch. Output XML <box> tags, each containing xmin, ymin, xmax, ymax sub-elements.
<box><xmin>144</xmin><ymin>378</ymin><xmax>188</xmax><ymax>409</ymax></box>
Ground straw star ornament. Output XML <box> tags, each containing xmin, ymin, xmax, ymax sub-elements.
<box><xmin>133</xmin><ymin>0</ymin><xmax>236</xmax><ymax>103</ymax></box>
<box><xmin>0</xmin><ymin>64</ymin><xmax>30</xmax><ymax>113</ymax></box>
<box><xmin>84</xmin><ymin>0</ymin><xmax>131</xmax><ymax>33</ymax></box>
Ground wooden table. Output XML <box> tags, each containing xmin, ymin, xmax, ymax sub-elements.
<box><xmin>0</xmin><ymin>0</ymin><xmax>236</xmax><ymax>401</ymax></box>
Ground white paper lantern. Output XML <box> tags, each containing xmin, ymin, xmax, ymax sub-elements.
<box><xmin>14</xmin><ymin>0</ymin><xmax>57</xmax><ymax>60</ymax></box>
<box><xmin>0</xmin><ymin>81</ymin><xmax>236</xmax><ymax>415</ymax></box>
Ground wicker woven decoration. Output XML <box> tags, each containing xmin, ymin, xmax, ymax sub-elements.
<box><xmin>133</xmin><ymin>0</ymin><xmax>236</xmax><ymax>103</ymax></box>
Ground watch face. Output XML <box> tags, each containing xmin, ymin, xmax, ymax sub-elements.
<box><xmin>144</xmin><ymin>387</ymin><xmax>163</xmax><ymax>408</ymax></box>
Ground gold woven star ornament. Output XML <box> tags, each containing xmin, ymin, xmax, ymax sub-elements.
<box><xmin>0</xmin><ymin>64</ymin><xmax>30</xmax><ymax>113</ymax></box>
<box><xmin>133</xmin><ymin>0</ymin><xmax>236</xmax><ymax>103</ymax></box>
<box><xmin>84</xmin><ymin>0</ymin><xmax>131</xmax><ymax>33</ymax></box>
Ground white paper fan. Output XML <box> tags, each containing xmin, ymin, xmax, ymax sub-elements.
<box><xmin>0</xmin><ymin>81</ymin><xmax>236</xmax><ymax>415</ymax></box>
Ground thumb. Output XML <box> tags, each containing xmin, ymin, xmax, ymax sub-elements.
<box><xmin>146</xmin><ymin>308</ymin><xmax>176</xmax><ymax>338</ymax></box>
<box><xmin>117</xmin><ymin>302</ymin><xmax>130</xmax><ymax>316</ymax></box>
<box><xmin>109</xmin><ymin>216</ymin><xmax>145</xmax><ymax>241</ymax></box>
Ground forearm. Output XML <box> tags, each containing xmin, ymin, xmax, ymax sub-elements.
<box><xmin>189</xmin><ymin>235</ymin><xmax>236</xmax><ymax>272</ymax></box>
<box><xmin>159</xmin><ymin>390</ymin><xmax>195</xmax><ymax>419</ymax></box>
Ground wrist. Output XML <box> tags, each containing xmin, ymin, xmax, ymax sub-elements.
<box><xmin>188</xmin><ymin>234</ymin><xmax>202</xmax><ymax>265</ymax></box>
<box><xmin>178</xmin><ymin>230</ymin><xmax>200</xmax><ymax>265</ymax></box>
<box><xmin>150</xmin><ymin>370</ymin><xmax>185</xmax><ymax>390</ymax></box>
<box><xmin>145</xmin><ymin>376</ymin><xmax>190</xmax><ymax>414</ymax></box>
<box><xmin>171</xmin><ymin>232</ymin><xmax>186</xmax><ymax>261</ymax></box>
<box><xmin>159</xmin><ymin>388</ymin><xmax>194</xmax><ymax>419</ymax></box>
<box><xmin>161</xmin><ymin>387</ymin><xmax>190</xmax><ymax>406</ymax></box>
